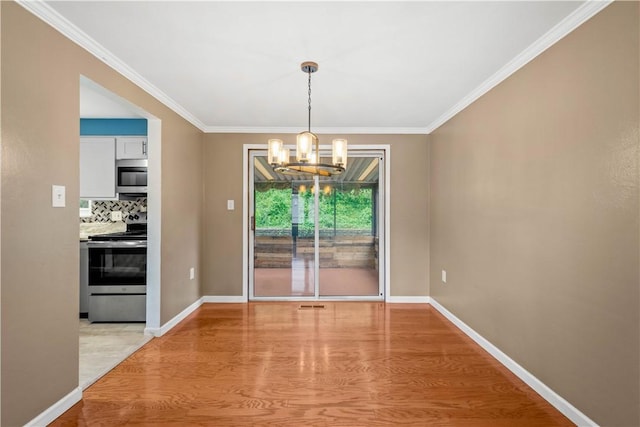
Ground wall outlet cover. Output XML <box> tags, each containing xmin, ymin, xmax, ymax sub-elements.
<box><xmin>111</xmin><ymin>211</ymin><xmax>123</xmax><ymax>221</ymax></box>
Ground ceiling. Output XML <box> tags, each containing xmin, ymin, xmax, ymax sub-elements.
<box><xmin>80</xmin><ymin>77</ymin><xmax>146</xmax><ymax>118</ymax></box>
<box><xmin>25</xmin><ymin>1</ymin><xmax>609</xmax><ymax>134</ymax></box>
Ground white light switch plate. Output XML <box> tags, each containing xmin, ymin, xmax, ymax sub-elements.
<box><xmin>189</xmin><ymin>267</ymin><xmax>195</xmax><ymax>280</ymax></box>
<box><xmin>227</xmin><ymin>200</ymin><xmax>235</xmax><ymax>211</ymax></box>
<box><xmin>441</xmin><ymin>270</ymin><xmax>447</xmax><ymax>283</ymax></box>
<box><xmin>52</xmin><ymin>185</ymin><xmax>65</xmax><ymax>208</ymax></box>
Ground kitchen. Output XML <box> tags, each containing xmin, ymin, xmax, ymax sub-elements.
<box><xmin>79</xmin><ymin>88</ymin><xmax>153</xmax><ymax>387</ymax></box>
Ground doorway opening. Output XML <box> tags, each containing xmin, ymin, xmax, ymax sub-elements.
<box><xmin>248</xmin><ymin>149</ymin><xmax>386</xmax><ymax>301</ymax></box>
<box><xmin>78</xmin><ymin>76</ymin><xmax>160</xmax><ymax>388</ymax></box>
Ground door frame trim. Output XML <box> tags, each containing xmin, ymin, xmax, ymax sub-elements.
<box><xmin>243</xmin><ymin>143</ymin><xmax>391</xmax><ymax>301</ymax></box>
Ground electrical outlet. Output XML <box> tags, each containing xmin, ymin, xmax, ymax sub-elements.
<box><xmin>111</xmin><ymin>211</ymin><xmax>122</xmax><ymax>221</ymax></box>
<box><xmin>442</xmin><ymin>270</ymin><xmax>447</xmax><ymax>283</ymax></box>
<box><xmin>189</xmin><ymin>267</ymin><xmax>195</xmax><ymax>280</ymax></box>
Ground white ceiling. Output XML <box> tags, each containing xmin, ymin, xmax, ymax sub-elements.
<box><xmin>26</xmin><ymin>1</ymin><xmax>610</xmax><ymax>134</ymax></box>
<box><xmin>80</xmin><ymin>77</ymin><xmax>146</xmax><ymax>118</ymax></box>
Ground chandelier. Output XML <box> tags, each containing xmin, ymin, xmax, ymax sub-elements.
<box><xmin>267</xmin><ymin>61</ymin><xmax>347</xmax><ymax>177</ymax></box>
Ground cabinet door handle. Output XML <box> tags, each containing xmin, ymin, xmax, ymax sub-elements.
<box><xmin>142</xmin><ymin>140</ymin><xmax>147</xmax><ymax>156</ymax></box>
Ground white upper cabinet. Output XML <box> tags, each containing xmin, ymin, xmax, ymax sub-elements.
<box><xmin>80</xmin><ymin>137</ymin><xmax>116</xmax><ymax>199</ymax></box>
<box><xmin>116</xmin><ymin>136</ymin><xmax>147</xmax><ymax>159</ymax></box>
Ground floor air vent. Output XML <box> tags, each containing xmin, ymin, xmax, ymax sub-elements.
<box><xmin>299</xmin><ymin>304</ymin><xmax>325</xmax><ymax>309</ymax></box>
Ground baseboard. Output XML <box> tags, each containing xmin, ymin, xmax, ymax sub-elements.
<box><xmin>144</xmin><ymin>297</ymin><xmax>204</xmax><ymax>337</ymax></box>
<box><xmin>202</xmin><ymin>295</ymin><xmax>247</xmax><ymax>303</ymax></box>
<box><xmin>386</xmin><ymin>296</ymin><xmax>431</xmax><ymax>303</ymax></box>
<box><xmin>429</xmin><ymin>298</ymin><xmax>598</xmax><ymax>427</ymax></box>
<box><xmin>30</xmin><ymin>297</ymin><xmax>204</xmax><ymax>425</ymax></box>
<box><xmin>25</xmin><ymin>386</ymin><xmax>82</xmax><ymax>427</ymax></box>
<box><xmin>202</xmin><ymin>296</ymin><xmax>427</xmax><ymax>303</ymax></box>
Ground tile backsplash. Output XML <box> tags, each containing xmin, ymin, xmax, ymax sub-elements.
<box><xmin>80</xmin><ymin>198</ymin><xmax>147</xmax><ymax>223</ymax></box>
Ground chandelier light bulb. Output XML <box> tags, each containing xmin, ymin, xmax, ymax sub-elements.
<box><xmin>296</xmin><ymin>131</ymin><xmax>316</xmax><ymax>163</ymax></box>
<box><xmin>279</xmin><ymin>148</ymin><xmax>290</xmax><ymax>165</ymax></box>
<box><xmin>332</xmin><ymin>139</ymin><xmax>348</xmax><ymax>168</ymax></box>
<box><xmin>267</xmin><ymin>139</ymin><xmax>283</xmax><ymax>165</ymax></box>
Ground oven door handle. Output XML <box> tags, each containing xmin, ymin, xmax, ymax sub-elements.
<box><xmin>88</xmin><ymin>240</ymin><xmax>147</xmax><ymax>248</ymax></box>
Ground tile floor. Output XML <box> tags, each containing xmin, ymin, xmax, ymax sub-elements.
<box><xmin>79</xmin><ymin>320</ymin><xmax>152</xmax><ymax>389</ymax></box>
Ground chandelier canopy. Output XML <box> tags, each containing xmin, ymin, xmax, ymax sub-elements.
<box><xmin>267</xmin><ymin>61</ymin><xmax>347</xmax><ymax>177</ymax></box>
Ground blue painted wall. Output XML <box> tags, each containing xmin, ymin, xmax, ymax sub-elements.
<box><xmin>80</xmin><ymin>118</ymin><xmax>147</xmax><ymax>136</ymax></box>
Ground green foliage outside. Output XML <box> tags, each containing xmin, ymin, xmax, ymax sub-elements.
<box><xmin>255</xmin><ymin>188</ymin><xmax>293</xmax><ymax>229</ymax></box>
<box><xmin>255</xmin><ymin>186</ymin><xmax>373</xmax><ymax>235</ymax></box>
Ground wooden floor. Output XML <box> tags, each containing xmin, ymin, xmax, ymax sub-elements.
<box><xmin>51</xmin><ymin>303</ymin><xmax>573</xmax><ymax>426</ymax></box>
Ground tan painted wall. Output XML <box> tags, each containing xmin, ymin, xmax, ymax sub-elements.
<box><xmin>202</xmin><ymin>134</ymin><xmax>429</xmax><ymax>298</ymax></box>
<box><xmin>429</xmin><ymin>3</ymin><xmax>639</xmax><ymax>426</ymax></box>
<box><xmin>160</xmin><ymin>119</ymin><xmax>202</xmax><ymax>323</ymax></box>
<box><xmin>0</xmin><ymin>3</ymin><xmax>203</xmax><ymax>425</ymax></box>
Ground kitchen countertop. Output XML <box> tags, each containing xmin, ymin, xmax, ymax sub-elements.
<box><xmin>80</xmin><ymin>222</ymin><xmax>126</xmax><ymax>240</ymax></box>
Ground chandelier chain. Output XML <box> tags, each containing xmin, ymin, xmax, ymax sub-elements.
<box><xmin>307</xmin><ymin>71</ymin><xmax>312</xmax><ymax>132</ymax></box>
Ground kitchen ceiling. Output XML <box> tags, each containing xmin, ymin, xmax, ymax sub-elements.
<box><xmin>26</xmin><ymin>1</ymin><xmax>608</xmax><ymax>134</ymax></box>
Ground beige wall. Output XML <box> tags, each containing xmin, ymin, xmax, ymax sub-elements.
<box><xmin>429</xmin><ymin>3</ymin><xmax>639</xmax><ymax>426</ymax></box>
<box><xmin>0</xmin><ymin>3</ymin><xmax>203</xmax><ymax>425</ymax></box>
<box><xmin>202</xmin><ymin>134</ymin><xmax>429</xmax><ymax>298</ymax></box>
<box><xmin>158</xmin><ymin>115</ymin><xmax>202</xmax><ymax>323</ymax></box>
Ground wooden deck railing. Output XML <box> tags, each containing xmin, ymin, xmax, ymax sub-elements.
<box><xmin>254</xmin><ymin>235</ymin><xmax>377</xmax><ymax>268</ymax></box>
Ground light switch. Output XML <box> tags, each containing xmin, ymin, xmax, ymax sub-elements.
<box><xmin>52</xmin><ymin>185</ymin><xmax>65</xmax><ymax>208</ymax></box>
<box><xmin>227</xmin><ymin>200</ymin><xmax>235</xmax><ymax>211</ymax></box>
<box><xmin>441</xmin><ymin>270</ymin><xmax>447</xmax><ymax>284</ymax></box>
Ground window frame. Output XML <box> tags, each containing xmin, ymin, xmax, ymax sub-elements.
<box><xmin>80</xmin><ymin>199</ymin><xmax>93</xmax><ymax>218</ymax></box>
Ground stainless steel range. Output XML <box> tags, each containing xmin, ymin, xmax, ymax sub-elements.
<box><xmin>87</xmin><ymin>223</ymin><xmax>147</xmax><ymax>322</ymax></box>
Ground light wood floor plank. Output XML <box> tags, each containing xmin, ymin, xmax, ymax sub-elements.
<box><xmin>51</xmin><ymin>303</ymin><xmax>574</xmax><ymax>426</ymax></box>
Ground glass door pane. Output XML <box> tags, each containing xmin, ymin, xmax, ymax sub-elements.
<box><xmin>318</xmin><ymin>156</ymin><xmax>381</xmax><ymax>297</ymax></box>
<box><xmin>253</xmin><ymin>156</ymin><xmax>316</xmax><ymax>297</ymax></box>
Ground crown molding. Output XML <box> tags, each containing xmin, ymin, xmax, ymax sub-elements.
<box><xmin>202</xmin><ymin>126</ymin><xmax>430</xmax><ymax>135</ymax></box>
<box><xmin>16</xmin><ymin>0</ymin><xmax>208</xmax><ymax>132</ymax></box>
<box><xmin>18</xmin><ymin>0</ymin><xmax>612</xmax><ymax>136</ymax></box>
<box><xmin>19</xmin><ymin>0</ymin><xmax>424</xmax><ymax>136</ymax></box>
<box><xmin>425</xmin><ymin>0</ymin><xmax>613</xmax><ymax>134</ymax></box>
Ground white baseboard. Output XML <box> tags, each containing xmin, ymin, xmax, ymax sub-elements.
<box><xmin>386</xmin><ymin>296</ymin><xmax>431</xmax><ymax>303</ymax></box>
<box><xmin>25</xmin><ymin>386</ymin><xmax>82</xmax><ymax>427</ymax></box>
<box><xmin>200</xmin><ymin>296</ymin><xmax>428</xmax><ymax>303</ymax></box>
<box><xmin>202</xmin><ymin>295</ymin><xmax>247</xmax><ymax>303</ymax></box>
<box><xmin>144</xmin><ymin>297</ymin><xmax>204</xmax><ymax>337</ymax></box>
<box><xmin>429</xmin><ymin>298</ymin><xmax>598</xmax><ymax>427</ymax></box>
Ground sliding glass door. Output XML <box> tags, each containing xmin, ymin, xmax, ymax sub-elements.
<box><xmin>252</xmin><ymin>177</ymin><xmax>316</xmax><ymax>297</ymax></box>
<box><xmin>317</xmin><ymin>159</ymin><xmax>381</xmax><ymax>297</ymax></box>
<box><xmin>250</xmin><ymin>151</ymin><xmax>384</xmax><ymax>300</ymax></box>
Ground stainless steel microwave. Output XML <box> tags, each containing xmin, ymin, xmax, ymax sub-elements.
<box><xmin>116</xmin><ymin>159</ymin><xmax>147</xmax><ymax>195</ymax></box>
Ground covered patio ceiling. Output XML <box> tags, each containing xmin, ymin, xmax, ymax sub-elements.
<box><xmin>254</xmin><ymin>156</ymin><xmax>380</xmax><ymax>186</ymax></box>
